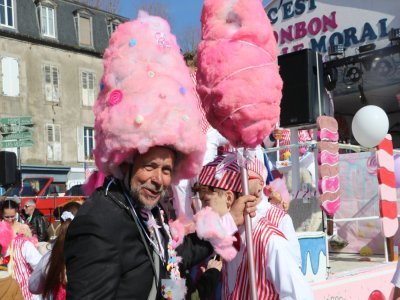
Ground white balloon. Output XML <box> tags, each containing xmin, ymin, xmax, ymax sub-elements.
<box><xmin>351</xmin><ymin>105</ymin><xmax>389</xmax><ymax>148</ymax></box>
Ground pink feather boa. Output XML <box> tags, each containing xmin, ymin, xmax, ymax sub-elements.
<box><xmin>194</xmin><ymin>207</ymin><xmax>237</xmax><ymax>261</ymax></box>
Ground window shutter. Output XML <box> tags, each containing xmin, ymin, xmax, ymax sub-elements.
<box><xmin>40</xmin><ymin>6</ymin><xmax>46</xmax><ymax>34</ymax></box>
<box><xmin>82</xmin><ymin>89</ymin><xmax>88</xmax><ymax>106</ymax></box>
<box><xmin>52</xmin><ymin>67</ymin><xmax>59</xmax><ymax>101</ymax></box>
<box><xmin>89</xmin><ymin>90</ymin><xmax>95</xmax><ymax>106</ymax></box>
<box><xmin>88</xmin><ymin>73</ymin><xmax>95</xmax><ymax>106</ymax></box>
<box><xmin>44</xmin><ymin>65</ymin><xmax>51</xmax><ymax>83</ymax></box>
<box><xmin>82</xmin><ymin>72</ymin><xmax>87</xmax><ymax>88</ymax></box>
<box><xmin>53</xmin><ymin>143</ymin><xmax>62</xmax><ymax>161</ymax></box>
<box><xmin>79</xmin><ymin>16</ymin><xmax>92</xmax><ymax>46</ymax></box>
<box><xmin>88</xmin><ymin>73</ymin><xmax>94</xmax><ymax>89</ymax></box>
<box><xmin>77</xmin><ymin>127</ymin><xmax>84</xmax><ymax>162</ymax></box>
<box><xmin>44</xmin><ymin>65</ymin><xmax>52</xmax><ymax>101</ymax></box>
<box><xmin>47</xmin><ymin>144</ymin><xmax>54</xmax><ymax>161</ymax></box>
<box><xmin>48</xmin><ymin>8</ymin><xmax>54</xmax><ymax>37</ymax></box>
<box><xmin>54</xmin><ymin>125</ymin><xmax>61</xmax><ymax>143</ymax></box>
<box><xmin>82</xmin><ymin>72</ymin><xmax>88</xmax><ymax>106</ymax></box>
<box><xmin>2</xmin><ymin>57</ymin><xmax>19</xmax><ymax>96</ymax></box>
<box><xmin>47</xmin><ymin>124</ymin><xmax>54</xmax><ymax>142</ymax></box>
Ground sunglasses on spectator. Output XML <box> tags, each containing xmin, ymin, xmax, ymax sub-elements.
<box><xmin>24</xmin><ymin>205</ymin><xmax>31</xmax><ymax>208</ymax></box>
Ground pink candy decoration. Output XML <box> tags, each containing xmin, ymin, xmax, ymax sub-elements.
<box><xmin>108</xmin><ymin>89</ymin><xmax>123</xmax><ymax>106</ymax></box>
<box><xmin>93</xmin><ymin>12</ymin><xmax>206</xmax><ymax>182</ymax></box>
<box><xmin>196</xmin><ymin>0</ymin><xmax>283</xmax><ymax>148</ymax></box>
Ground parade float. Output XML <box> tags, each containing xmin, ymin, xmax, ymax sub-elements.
<box><xmin>264</xmin><ymin>0</ymin><xmax>400</xmax><ymax>298</ymax></box>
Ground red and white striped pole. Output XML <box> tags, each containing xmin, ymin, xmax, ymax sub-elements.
<box><xmin>240</xmin><ymin>148</ymin><xmax>257</xmax><ymax>300</ymax></box>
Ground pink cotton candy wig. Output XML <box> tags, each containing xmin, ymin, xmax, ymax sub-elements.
<box><xmin>0</xmin><ymin>221</ymin><xmax>13</xmax><ymax>255</ymax></box>
<box><xmin>93</xmin><ymin>11</ymin><xmax>206</xmax><ymax>182</ymax></box>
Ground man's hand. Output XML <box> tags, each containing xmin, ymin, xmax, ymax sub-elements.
<box><xmin>229</xmin><ymin>195</ymin><xmax>257</xmax><ymax>226</ymax></box>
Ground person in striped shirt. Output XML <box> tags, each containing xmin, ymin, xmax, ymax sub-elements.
<box><xmin>198</xmin><ymin>154</ymin><xmax>313</xmax><ymax>299</ymax></box>
<box><xmin>0</xmin><ymin>221</ymin><xmax>42</xmax><ymax>300</ymax></box>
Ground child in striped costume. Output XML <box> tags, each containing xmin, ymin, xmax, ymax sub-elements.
<box><xmin>0</xmin><ymin>221</ymin><xmax>42</xmax><ymax>300</ymax></box>
<box><xmin>198</xmin><ymin>155</ymin><xmax>313</xmax><ymax>299</ymax></box>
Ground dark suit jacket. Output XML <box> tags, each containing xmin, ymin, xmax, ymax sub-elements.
<box><xmin>64</xmin><ymin>180</ymin><xmax>213</xmax><ymax>299</ymax></box>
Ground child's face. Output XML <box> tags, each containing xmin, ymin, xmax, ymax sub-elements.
<box><xmin>199</xmin><ymin>185</ymin><xmax>230</xmax><ymax>216</ymax></box>
<box><xmin>3</xmin><ymin>208</ymin><xmax>17</xmax><ymax>224</ymax></box>
<box><xmin>248</xmin><ymin>171</ymin><xmax>264</xmax><ymax>205</ymax></box>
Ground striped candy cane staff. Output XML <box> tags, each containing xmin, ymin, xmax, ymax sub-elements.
<box><xmin>316</xmin><ymin>116</ymin><xmax>340</xmax><ymax>235</ymax></box>
<box><xmin>376</xmin><ymin>134</ymin><xmax>398</xmax><ymax>261</ymax></box>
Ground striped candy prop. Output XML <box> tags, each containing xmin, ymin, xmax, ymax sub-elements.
<box><xmin>316</xmin><ymin>116</ymin><xmax>340</xmax><ymax>216</ymax></box>
<box><xmin>376</xmin><ymin>134</ymin><xmax>398</xmax><ymax>238</ymax></box>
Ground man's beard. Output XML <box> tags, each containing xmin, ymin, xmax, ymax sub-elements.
<box><xmin>130</xmin><ymin>183</ymin><xmax>168</xmax><ymax>210</ymax></box>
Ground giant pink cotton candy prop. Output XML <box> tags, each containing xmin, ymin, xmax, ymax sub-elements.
<box><xmin>196</xmin><ymin>0</ymin><xmax>283</xmax><ymax>148</ymax></box>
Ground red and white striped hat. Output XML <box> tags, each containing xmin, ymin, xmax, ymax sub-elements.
<box><xmin>218</xmin><ymin>146</ymin><xmax>268</xmax><ymax>182</ymax></box>
<box><xmin>198</xmin><ymin>153</ymin><xmax>267</xmax><ymax>192</ymax></box>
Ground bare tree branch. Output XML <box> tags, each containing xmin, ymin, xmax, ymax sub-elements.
<box><xmin>137</xmin><ymin>1</ymin><xmax>170</xmax><ymax>21</ymax></box>
<box><xmin>179</xmin><ymin>26</ymin><xmax>201</xmax><ymax>53</ymax></box>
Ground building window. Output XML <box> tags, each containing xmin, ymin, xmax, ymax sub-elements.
<box><xmin>43</xmin><ymin>64</ymin><xmax>59</xmax><ymax>102</ymax></box>
<box><xmin>107</xmin><ymin>19</ymin><xmax>120</xmax><ymax>36</ymax></box>
<box><xmin>77</xmin><ymin>126</ymin><xmax>95</xmax><ymax>161</ymax></box>
<box><xmin>46</xmin><ymin>124</ymin><xmax>62</xmax><ymax>161</ymax></box>
<box><xmin>38</xmin><ymin>5</ymin><xmax>56</xmax><ymax>38</ymax></box>
<box><xmin>74</xmin><ymin>10</ymin><xmax>93</xmax><ymax>47</ymax></box>
<box><xmin>84</xmin><ymin>127</ymin><xmax>95</xmax><ymax>161</ymax></box>
<box><xmin>81</xmin><ymin>70</ymin><xmax>95</xmax><ymax>106</ymax></box>
<box><xmin>0</xmin><ymin>0</ymin><xmax>14</xmax><ymax>28</ymax></box>
<box><xmin>1</xmin><ymin>56</ymin><xmax>19</xmax><ymax>97</ymax></box>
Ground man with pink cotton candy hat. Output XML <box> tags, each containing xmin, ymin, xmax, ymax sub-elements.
<box><xmin>63</xmin><ymin>12</ymin><xmax>257</xmax><ymax>300</ymax></box>
<box><xmin>198</xmin><ymin>153</ymin><xmax>313</xmax><ymax>300</ymax></box>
